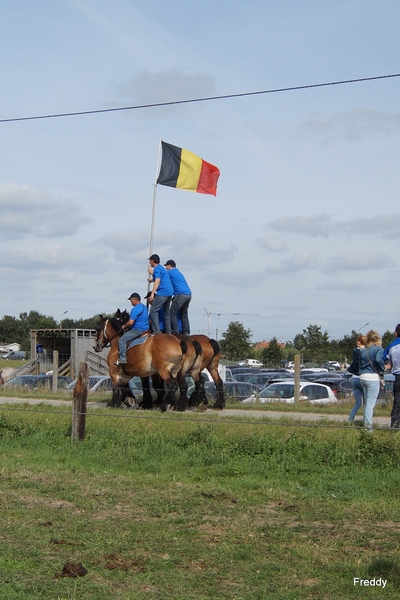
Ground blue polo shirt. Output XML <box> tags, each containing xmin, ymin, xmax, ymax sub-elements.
<box><xmin>153</xmin><ymin>264</ymin><xmax>173</xmax><ymax>296</ymax></box>
<box><xmin>168</xmin><ymin>268</ymin><xmax>191</xmax><ymax>295</ymax></box>
<box><xmin>128</xmin><ymin>303</ymin><xmax>149</xmax><ymax>331</ymax></box>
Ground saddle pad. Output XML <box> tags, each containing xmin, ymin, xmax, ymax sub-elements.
<box><xmin>127</xmin><ymin>334</ymin><xmax>151</xmax><ymax>351</ymax></box>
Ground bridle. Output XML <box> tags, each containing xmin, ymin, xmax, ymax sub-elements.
<box><xmin>97</xmin><ymin>319</ymin><xmax>124</xmax><ymax>349</ymax></box>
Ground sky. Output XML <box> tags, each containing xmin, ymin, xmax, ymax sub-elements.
<box><xmin>1</xmin><ymin>0</ymin><xmax>400</xmax><ymax>344</ymax></box>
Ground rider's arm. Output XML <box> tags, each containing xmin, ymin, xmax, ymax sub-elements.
<box><xmin>150</xmin><ymin>278</ymin><xmax>160</xmax><ymax>299</ymax></box>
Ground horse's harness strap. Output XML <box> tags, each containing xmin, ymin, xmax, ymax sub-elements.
<box><xmin>101</xmin><ymin>319</ymin><xmax>123</xmax><ymax>348</ymax></box>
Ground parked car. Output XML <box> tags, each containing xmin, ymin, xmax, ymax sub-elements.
<box><xmin>236</xmin><ymin>359</ymin><xmax>263</xmax><ymax>368</ymax></box>
<box><xmin>231</xmin><ymin>371</ymin><xmax>258</xmax><ymax>382</ymax></box>
<box><xmin>308</xmin><ymin>374</ymin><xmax>353</xmax><ymax>396</ymax></box>
<box><xmin>204</xmin><ymin>381</ymin><xmax>260</xmax><ymax>402</ymax></box>
<box><xmin>242</xmin><ymin>380</ymin><xmax>337</xmax><ymax>405</ymax></box>
<box><xmin>2</xmin><ymin>351</ymin><xmax>27</xmax><ymax>360</ymax></box>
<box><xmin>245</xmin><ymin>371</ymin><xmax>293</xmax><ymax>390</ymax></box>
<box><xmin>66</xmin><ymin>376</ymin><xmax>144</xmax><ymax>395</ymax></box>
<box><xmin>3</xmin><ymin>375</ymin><xmax>72</xmax><ymax>390</ymax></box>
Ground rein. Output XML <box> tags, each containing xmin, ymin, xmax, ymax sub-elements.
<box><xmin>99</xmin><ymin>319</ymin><xmax>124</xmax><ymax>348</ymax></box>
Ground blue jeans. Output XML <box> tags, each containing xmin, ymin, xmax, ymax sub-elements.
<box><xmin>118</xmin><ymin>329</ymin><xmax>144</xmax><ymax>360</ymax></box>
<box><xmin>391</xmin><ymin>374</ymin><xmax>400</xmax><ymax>428</ymax></box>
<box><xmin>360</xmin><ymin>376</ymin><xmax>380</xmax><ymax>430</ymax></box>
<box><xmin>171</xmin><ymin>294</ymin><xmax>191</xmax><ymax>335</ymax></box>
<box><xmin>149</xmin><ymin>295</ymin><xmax>171</xmax><ymax>334</ymax></box>
<box><xmin>349</xmin><ymin>376</ymin><xmax>364</xmax><ymax>422</ymax></box>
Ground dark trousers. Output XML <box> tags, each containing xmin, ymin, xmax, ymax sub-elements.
<box><xmin>391</xmin><ymin>374</ymin><xmax>400</xmax><ymax>428</ymax></box>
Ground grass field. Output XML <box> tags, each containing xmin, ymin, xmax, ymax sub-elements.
<box><xmin>0</xmin><ymin>404</ymin><xmax>400</xmax><ymax>599</ymax></box>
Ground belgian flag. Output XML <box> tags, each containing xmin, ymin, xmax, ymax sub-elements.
<box><xmin>157</xmin><ymin>141</ymin><xmax>220</xmax><ymax>196</ymax></box>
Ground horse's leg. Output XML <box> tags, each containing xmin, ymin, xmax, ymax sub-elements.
<box><xmin>139</xmin><ymin>376</ymin><xmax>154</xmax><ymax>410</ymax></box>
<box><xmin>175</xmin><ymin>373</ymin><xmax>188</xmax><ymax>412</ymax></box>
<box><xmin>121</xmin><ymin>387</ymin><xmax>135</xmax><ymax>408</ymax></box>
<box><xmin>151</xmin><ymin>373</ymin><xmax>165</xmax><ymax>407</ymax></box>
<box><xmin>158</xmin><ymin>373</ymin><xmax>179</xmax><ymax>412</ymax></box>
<box><xmin>207</xmin><ymin>367</ymin><xmax>225</xmax><ymax>409</ymax></box>
<box><xmin>108</xmin><ymin>387</ymin><xmax>123</xmax><ymax>408</ymax></box>
<box><xmin>189</xmin><ymin>377</ymin><xmax>208</xmax><ymax>407</ymax></box>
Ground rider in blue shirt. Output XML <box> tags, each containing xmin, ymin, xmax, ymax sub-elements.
<box><xmin>115</xmin><ymin>293</ymin><xmax>149</xmax><ymax>365</ymax></box>
<box><xmin>147</xmin><ymin>254</ymin><xmax>173</xmax><ymax>334</ymax></box>
<box><xmin>164</xmin><ymin>259</ymin><xmax>192</xmax><ymax>335</ymax></box>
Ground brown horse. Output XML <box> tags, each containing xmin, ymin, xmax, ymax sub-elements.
<box><xmin>111</xmin><ymin>311</ymin><xmax>204</xmax><ymax>411</ymax></box>
<box><xmin>189</xmin><ymin>335</ymin><xmax>225</xmax><ymax>409</ymax></box>
<box><xmin>93</xmin><ymin>312</ymin><xmax>188</xmax><ymax>411</ymax></box>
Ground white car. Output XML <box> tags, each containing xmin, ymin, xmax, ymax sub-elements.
<box><xmin>241</xmin><ymin>380</ymin><xmax>337</xmax><ymax>405</ymax></box>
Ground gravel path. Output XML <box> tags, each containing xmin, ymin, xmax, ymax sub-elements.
<box><xmin>0</xmin><ymin>396</ymin><xmax>391</xmax><ymax>427</ymax></box>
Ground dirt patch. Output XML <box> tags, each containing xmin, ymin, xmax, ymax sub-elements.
<box><xmin>103</xmin><ymin>553</ymin><xmax>145</xmax><ymax>573</ymax></box>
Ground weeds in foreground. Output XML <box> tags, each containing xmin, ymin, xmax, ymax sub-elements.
<box><xmin>0</xmin><ymin>408</ymin><xmax>400</xmax><ymax>599</ymax></box>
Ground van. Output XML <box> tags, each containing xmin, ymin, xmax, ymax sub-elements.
<box><xmin>242</xmin><ymin>359</ymin><xmax>262</xmax><ymax>368</ymax></box>
<box><xmin>2</xmin><ymin>351</ymin><xmax>27</xmax><ymax>360</ymax></box>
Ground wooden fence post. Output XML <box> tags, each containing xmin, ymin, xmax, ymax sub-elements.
<box><xmin>72</xmin><ymin>362</ymin><xmax>89</xmax><ymax>441</ymax></box>
<box><xmin>52</xmin><ymin>350</ymin><xmax>59</xmax><ymax>392</ymax></box>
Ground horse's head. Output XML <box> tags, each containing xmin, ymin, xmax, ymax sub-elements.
<box><xmin>93</xmin><ymin>311</ymin><xmax>126</xmax><ymax>352</ymax></box>
<box><xmin>93</xmin><ymin>315</ymin><xmax>109</xmax><ymax>352</ymax></box>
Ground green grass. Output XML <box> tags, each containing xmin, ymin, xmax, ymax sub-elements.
<box><xmin>0</xmin><ymin>406</ymin><xmax>400</xmax><ymax>598</ymax></box>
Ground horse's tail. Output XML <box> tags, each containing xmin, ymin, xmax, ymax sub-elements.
<box><xmin>209</xmin><ymin>338</ymin><xmax>220</xmax><ymax>356</ymax></box>
<box><xmin>180</xmin><ymin>340</ymin><xmax>188</xmax><ymax>356</ymax></box>
<box><xmin>192</xmin><ymin>340</ymin><xmax>203</xmax><ymax>358</ymax></box>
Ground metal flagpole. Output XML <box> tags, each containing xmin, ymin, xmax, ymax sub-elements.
<box><xmin>147</xmin><ymin>140</ymin><xmax>162</xmax><ymax>295</ymax></box>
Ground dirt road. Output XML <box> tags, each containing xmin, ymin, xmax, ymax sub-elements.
<box><xmin>0</xmin><ymin>396</ymin><xmax>391</xmax><ymax>427</ymax></box>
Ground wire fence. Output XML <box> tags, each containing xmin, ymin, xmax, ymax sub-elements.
<box><xmin>0</xmin><ymin>401</ymin><xmax>395</xmax><ymax>432</ymax></box>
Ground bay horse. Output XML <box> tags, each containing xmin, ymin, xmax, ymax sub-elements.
<box><xmin>189</xmin><ymin>335</ymin><xmax>225</xmax><ymax>409</ymax></box>
<box><xmin>93</xmin><ymin>312</ymin><xmax>188</xmax><ymax>411</ymax></box>
<box><xmin>144</xmin><ymin>331</ymin><xmax>225</xmax><ymax>410</ymax></box>
<box><xmin>110</xmin><ymin>311</ymin><xmax>204</xmax><ymax>411</ymax></box>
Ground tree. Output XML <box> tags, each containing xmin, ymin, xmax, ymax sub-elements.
<box><xmin>0</xmin><ymin>315</ymin><xmax>25</xmax><ymax>344</ymax></box>
<box><xmin>382</xmin><ymin>329</ymin><xmax>395</xmax><ymax>349</ymax></box>
<box><xmin>261</xmin><ymin>337</ymin><xmax>283</xmax><ymax>367</ymax></box>
<box><xmin>336</xmin><ymin>330</ymin><xmax>359</xmax><ymax>360</ymax></box>
<box><xmin>19</xmin><ymin>311</ymin><xmax>58</xmax><ymax>332</ymax></box>
<box><xmin>293</xmin><ymin>324</ymin><xmax>329</xmax><ymax>363</ymax></box>
<box><xmin>219</xmin><ymin>321</ymin><xmax>252</xmax><ymax>361</ymax></box>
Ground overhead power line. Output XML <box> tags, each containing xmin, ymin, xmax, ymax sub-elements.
<box><xmin>1</xmin><ymin>72</ymin><xmax>399</xmax><ymax>124</ymax></box>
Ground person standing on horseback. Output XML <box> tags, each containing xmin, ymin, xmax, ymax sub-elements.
<box><xmin>114</xmin><ymin>293</ymin><xmax>149</xmax><ymax>365</ymax></box>
<box><xmin>164</xmin><ymin>259</ymin><xmax>192</xmax><ymax>335</ymax></box>
<box><xmin>147</xmin><ymin>254</ymin><xmax>173</xmax><ymax>334</ymax></box>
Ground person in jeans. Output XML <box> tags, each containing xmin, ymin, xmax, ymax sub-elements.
<box><xmin>147</xmin><ymin>254</ymin><xmax>173</xmax><ymax>334</ymax></box>
<box><xmin>383</xmin><ymin>324</ymin><xmax>400</xmax><ymax>428</ymax></box>
<box><xmin>347</xmin><ymin>335</ymin><xmax>366</xmax><ymax>423</ymax></box>
<box><xmin>359</xmin><ymin>330</ymin><xmax>385</xmax><ymax>431</ymax></box>
<box><xmin>115</xmin><ymin>293</ymin><xmax>149</xmax><ymax>365</ymax></box>
<box><xmin>164</xmin><ymin>259</ymin><xmax>192</xmax><ymax>335</ymax></box>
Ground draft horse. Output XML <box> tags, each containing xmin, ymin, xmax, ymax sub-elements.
<box><xmin>93</xmin><ymin>312</ymin><xmax>188</xmax><ymax>411</ymax></box>
<box><xmin>110</xmin><ymin>311</ymin><xmax>205</xmax><ymax>411</ymax></box>
<box><xmin>189</xmin><ymin>334</ymin><xmax>225</xmax><ymax>409</ymax></box>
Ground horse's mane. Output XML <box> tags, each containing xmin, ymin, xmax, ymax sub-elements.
<box><xmin>109</xmin><ymin>309</ymin><xmax>129</xmax><ymax>331</ymax></box>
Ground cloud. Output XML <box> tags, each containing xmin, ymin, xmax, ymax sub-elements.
<box><xmin>346</xmin><ymin>215</ymin><xmax>400</xmax><ymax>238</ymax></box>
<box><xmin>269</xmin><ymin>214</ymin><xmax>337</xmax><ymax>237</ymax></box>
<box><xmin>325</xmin><ymin>252</ymin><xmax>393</xmax><ymax>272</ymax></box>
<box><xmin>96</xmin><ymin>229</ymin><xmax>236</xmax><ymax>265</ymax></box>
<box><xmin>302</xmin><ymin>107</ymin><xmax>400</xmax><ymax>142</ymax></box>
<box><xmin>0</xmin><ymin>183</ymin><xmax>91</xmax><ymax>240</ymax></box>
<box><xmin>0</xmin><ymin>241</ymin><xmax>107</xmax><ymax>273</ymax></box>
<box><xmin>257</xmin><ymin>235</ymin><xmax>288</xmax><ymax>252</ymax></box>
<box><xmin>117</xmin><ymin>68</ymin><xmax>216</xmax><ymax>107</ymax></box>
<box><xmin>268</xmin><ymin>213</ymin><xmax>400</xmax><ymax>239</ymax></box>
